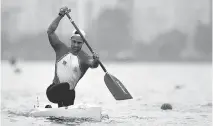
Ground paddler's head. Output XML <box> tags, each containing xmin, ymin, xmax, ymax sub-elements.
<box><xmin>70</xmin><ymin>29</ymin><xmax>85</xmax><ymax>55</ymax></box>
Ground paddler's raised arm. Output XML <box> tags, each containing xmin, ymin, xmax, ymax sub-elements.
<box><xmin>47</xmin><ymin>7</ymin><xmax>68</xmax><ymax>50</ymax></box>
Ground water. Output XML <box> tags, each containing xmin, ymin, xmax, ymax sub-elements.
<box><xmin>1</xmin><ymin>61</ymin><xmax>212</xmax><ymax>126</ymax></box>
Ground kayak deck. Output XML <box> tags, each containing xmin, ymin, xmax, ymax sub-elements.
<box><xmin>31</xmin><ymin>104</ymin><xmax>102</xmax><ymax>121</ymax></box>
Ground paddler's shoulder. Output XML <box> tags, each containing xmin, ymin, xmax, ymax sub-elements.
<box><xmin>55</xmin><ymin>46</ymin><xmax>70</xmax><ymax>61</ymax></box>
<box><xmin>78</xmin><ymin>50</ymin><xmax>90</xmax><ymax>58</ymax></box>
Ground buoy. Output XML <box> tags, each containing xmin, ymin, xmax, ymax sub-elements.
<box><xmin>45</xmin><ymin>105</ymin><xmax>52</xmax><ymax>108</ymax></box>
<box><xmin>161</xmin><ymin>103</ymin><xmax>172</xmax><ymax>110</ymax></box>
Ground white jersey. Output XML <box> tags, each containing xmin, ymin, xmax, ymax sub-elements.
<box><xmin>56</xmin><ymin>53</ymin><xmax>81</xmax><ymax>90</ymax></box>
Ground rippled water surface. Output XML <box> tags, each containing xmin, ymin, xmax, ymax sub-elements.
<box><xmin>1</xmin><ymin>61</ymin><xmax>212</xmax><ymax>126</ymax></box>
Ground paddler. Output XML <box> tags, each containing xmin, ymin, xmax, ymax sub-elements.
<box><xmin>46</xmin><ymin>6</ymin><xmax>99</xmax><ymax>108</ymax></box>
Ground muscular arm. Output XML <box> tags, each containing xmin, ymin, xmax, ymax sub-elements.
<box><xmin>80</xmin><ymin>51</ymin><xmax>99</xmax><ymax>69</ymax></box>
<box><xmin>47</xmin><ymin>15</ymin><xmax>64</xmax><ymax>51</ymax></box>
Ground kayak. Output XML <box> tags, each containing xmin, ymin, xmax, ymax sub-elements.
<box><xmin>30</xmin><ymin>104</ymin><xmax>102</xmax><ymax>121</ymax></box>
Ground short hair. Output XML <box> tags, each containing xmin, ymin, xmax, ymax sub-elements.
<box><xmin>70</xmin><ymin>29</ymin><xmax>86</xmax><ymax>42</ymax></box>
<box><xmin>71</xmin><ymin>29</ymin><xmax>86</xmax><ymax>37</ymax></box>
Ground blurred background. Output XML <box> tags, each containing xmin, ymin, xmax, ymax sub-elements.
<box><xmin>1</xmin><ymin>0</ymin><xmax>212</xmax><ymax>62</ymax></box>
<box><xmin>1</xmin><ymin>1</ymin><xmax>212</xmax><ymax>125</ymax></box>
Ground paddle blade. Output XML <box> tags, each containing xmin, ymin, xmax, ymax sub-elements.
<box><xmin>104</xmin><ymin>73</ymin><xmax>133</xmax><ymax>100</ymax></box>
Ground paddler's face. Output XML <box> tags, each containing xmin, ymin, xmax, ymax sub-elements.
<box><xmin>71</xmin><ymin>36</ymin><xmax>84</xmax><ymax>53</ymax></box>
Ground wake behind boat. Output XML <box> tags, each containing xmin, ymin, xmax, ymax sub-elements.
<box><xmin>30</xmin><ymin>104</ymin><xmax>102</xmax><ymax>121</ymax></box>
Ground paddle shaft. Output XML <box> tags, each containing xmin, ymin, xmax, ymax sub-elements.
<box><xmin>66</xmin><ymin>13</ymin><xmax>107</xmax><ymax>73</ymax></box>
<box><xmin>64</xmin><ymin>11</ymin><xmax>133</xmax><ymax>101</ymax></box>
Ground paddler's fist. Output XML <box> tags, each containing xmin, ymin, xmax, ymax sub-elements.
<box><xmin>93</xmin><ymin>52</ymin><xmax>99</xmax><ymax>61</ymax></box>
<box><xmin>59</xmin><ymin>6</ymin><xmax>69</xmax><ymax>17</ymax></box>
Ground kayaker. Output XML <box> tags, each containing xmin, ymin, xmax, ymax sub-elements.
<box><xmin>46</xmin><ymin>6</ymin><xmax>99</xmax><ymax>108</ymax></box>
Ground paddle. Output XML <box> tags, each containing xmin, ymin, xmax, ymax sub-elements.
<box><xmin>65</xmin><ymin>10</ymin><xmax>133</xmax><ymax>100</ymax></box>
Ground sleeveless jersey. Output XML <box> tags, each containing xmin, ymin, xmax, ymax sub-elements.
<box><xmin>53</xmin><ymin>49</ymin><xmax>91</xmax><ymax>90</ymax></box>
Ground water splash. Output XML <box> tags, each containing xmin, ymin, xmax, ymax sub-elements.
<box><xmin>46</xmin><ymin>116</ymin><xmax>99</xmax><ymax>125</ymax></box>
<box><xmin>5</xmin><ymin>109</ymin><xmax>31</xmax><ymax>117</ymax></box>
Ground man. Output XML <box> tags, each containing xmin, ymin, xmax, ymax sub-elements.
<box><xmin>46</xmin><ymin>7</ymin><xmax>99</xmax><ymax>108</ymax></box>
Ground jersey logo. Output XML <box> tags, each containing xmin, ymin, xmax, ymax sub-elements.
<box><xmin>62</xmin><ymin>60</ymin><xmax>67</xmax><ymax>65</ymax></box>
<box><xmin>73</xmin><ymin>67</ymin><xmax>78</xmax><ymax>73</ymax></box>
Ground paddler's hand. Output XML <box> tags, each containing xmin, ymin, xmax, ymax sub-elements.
<box><xmin>90</xmin><ymin>52</ymin><xmax>99</xmax><ymax>68</ymax></box>
<box><xmin>93</xmin><ymin>52</ymin><xmax>99</xmax><ymax>61</ymax></box>
<box><xmin>58</xmin><ymin>6</ymin><xmax>70</xmax><ymax>17</ymax></box>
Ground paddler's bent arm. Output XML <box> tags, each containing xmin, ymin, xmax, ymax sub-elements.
<box><xmin>47</xmin><ymin>7</ymin><xmax>69</xmax><ymax>50</ymax></box>
<box><xmin>47</xmin><ymin>15</ymin><xmax>63</xmax><ymax>50</ymax></box>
